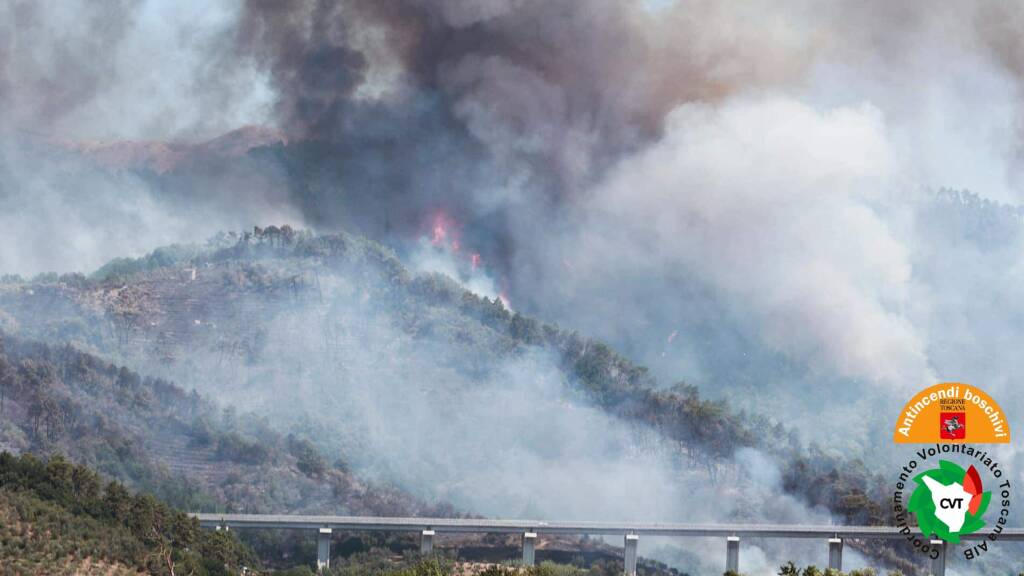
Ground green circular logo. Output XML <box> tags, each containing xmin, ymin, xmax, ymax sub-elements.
<box><xmin>908</xmin><ymin>460</ymin><xmax>990</xmax><ymax>543</ymax></box>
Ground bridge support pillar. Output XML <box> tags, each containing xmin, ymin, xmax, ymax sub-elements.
<box><xmin>929</xmin><ymin>540</ymin><xmax>945</xmax><ymax>576</ymax></box>
<box><xmin>725</xmin><ymin>536</ymin><xmax>739</xmax><ymax>574</ymax></box>
<box><xmin>828</xmin><ymin>538</ymin><xmax>842</xmax><ymax>571</ymax></box>
<box><xmin>623</xmin><ymin>534</ymin><xmax>639</xmax><ymax>576</ymax></box>
<box><xmin>522</xmin><ymin>532</ymin><xmax>537</xmax><ymax>566</ymax></box>
<box><xmin>421</xmin><ymin>530</ymin><xmax>435</xmax><ymax>555</ymax></box>
<box><xmin>317</xmin><ymin>528</ymin><xmax>332</xmax><ymax>573</ymax></box>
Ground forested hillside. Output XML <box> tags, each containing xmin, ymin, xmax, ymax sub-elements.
<box><xmin>0</xmin><ymin>452</ymin><xmax>251</xmax><ymax>575</ymax></box>
<box><xmin>0</xmin><ymin>333</ymin><xmax>684</xmax><ymax>573</ymax></box>
<box><xmin>0</xmin><ymin>331</ymin><xmax>448</xmax><ymax>517</ymax></box>
<box><xmin>0</xmin><ymin>228</ymin><xmax>885</xmax><ymax>514</ymax></box>
<box><xmin>0</xmin><ymin>228</ymin><xmax>908</xmax><ymax>570</ymax></box>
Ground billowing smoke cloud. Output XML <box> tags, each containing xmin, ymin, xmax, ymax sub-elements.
<box><xmin>538</xmin><ymin>97</ymin><xmax>936</xmax><ymax>391</ymax></box>
<box><xmin>197</xmin><ymin>0</ymin><xmax>1024</xmax><ymax>404</ymax></box>
<box><xmin>203</xmin><ymin>0</ymin><xmax>817</xmax><ymax>254</ymax></box>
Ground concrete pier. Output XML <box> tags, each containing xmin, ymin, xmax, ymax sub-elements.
<box><xmin>828</xmin><ymin>538</ymin><xmax>842</xmax><ymax>571</ymax></box>
<box><xmin>725</xmin><ymin>536</ymin><xmax>739</xmax><ymax>573</ymax></box>
<box><xmin>421</xmin><ymin>529</ymin><xmax>435</xmax><ymax>555</ymax></box>
<box><xmin>522</xmin><ymin>532</ymin><xmax>537</xmax><ymax>566</ymax></box>
<box><xmin>623</xmin><ymin>534</ymin><xmax>639</xmax><ymax>576</ymax></box>
<box><xmin>930</xmin><ymin>540</ymin><xmax>945</xmax><ymax>576</ymax></box>
<box><xmin>317</xmin><ymin>528</ymin><xmax>332</xmax><ymax>572</ymax></box>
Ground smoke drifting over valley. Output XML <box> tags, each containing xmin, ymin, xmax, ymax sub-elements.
<box><xmin>5</xmin><ymin>0</ymin><xmax>1024</xmax><ymax>572</ymax></box>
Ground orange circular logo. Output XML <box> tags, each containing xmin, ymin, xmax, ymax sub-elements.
<box><xmin>893</xmin><ymin>383</ymin><xmax>1011</xmax><ymax>444</ymax></box>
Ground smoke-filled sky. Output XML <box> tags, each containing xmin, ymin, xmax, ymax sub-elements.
<box><xmin>4</xmin><ymin>0</ymin><xmax>1024</xmax><ymax>450</ymax></box>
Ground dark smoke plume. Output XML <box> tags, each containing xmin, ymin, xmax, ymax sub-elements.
<box><xmin>219</xmin><ymin>0</ymin><xmax>809</xmax><ymax>285</ymax></box>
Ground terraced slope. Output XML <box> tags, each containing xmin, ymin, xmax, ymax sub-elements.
<box><xmin>0</xmin><ymin>332</ymin><xmax>446</xmax><ymax>519</ymax></box>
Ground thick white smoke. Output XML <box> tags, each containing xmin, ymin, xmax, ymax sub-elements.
<box><xmin>0</xmin><ymin>0</ymin><xmax>285</xmax><ymax>276</ymax></box>
<box><xmin>554</xmin><ymin>97</ymin><xmax>932</xmax><ymax>392</ymax></box>
<box><xmin>137</xmin><ymin>267</ymin><xmax>844</xmax><ymax>575</ymax></box>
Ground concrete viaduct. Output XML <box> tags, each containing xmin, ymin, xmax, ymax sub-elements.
<box><xmin>192</xmin><ymin>514</ymin><xmax>1023</xmax><ymax>576</ymax></box>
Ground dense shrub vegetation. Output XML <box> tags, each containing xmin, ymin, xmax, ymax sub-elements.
<box><xmin>319</xmin><ymin>556</ymin><xmax>676</xmax><ymax>576</ymax></box>
<box><xmin>0</xmin><ymin>451</ymin><xmax>253</xmax><ymax>575</ymax></box>
<box><xmin>774</xmin><ymin>562</ymin><xmax>904</xmax><ymax>576</ymax></box>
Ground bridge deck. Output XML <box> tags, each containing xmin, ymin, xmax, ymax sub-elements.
<box><xmin>190</xmin><ymin>513</ymin><xmax>1024</xmax><ymax>541</ymax></box>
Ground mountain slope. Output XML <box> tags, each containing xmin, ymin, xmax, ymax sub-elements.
<box><xmin>0</xmin><ymin>332</ymin><xmax>447</xmax><ymax>518</ymax></box>
<box><xmin>0</xmin><ymin>231</ymin><xmax>878</xmax><ymax>499</ymax></box>
<box><xmin>0</xmin><ymin>336</ymin><xmax>685</xmax><ymax>574</ymax></box>
<box><xmin>0</xmin><ymin>227</ymin><xmax>911</xmax><ymax>572</ymax></box>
